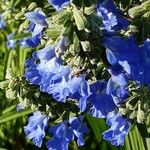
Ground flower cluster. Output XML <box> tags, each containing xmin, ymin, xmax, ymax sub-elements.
<box><xmin>19</xmin><ymin>0</ymin><xmax>150</xmax><ymax>149</ymax></box>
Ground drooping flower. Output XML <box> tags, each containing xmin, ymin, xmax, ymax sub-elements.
<box><xmin>106</xmin><ymin>65</ymin><xmax>129</xmax><ymax>105</ymax></box>
<box><xmin>69</xmin><ymin>116</ymin><xmax>89</xmax><ymax>146</ymax></box>
<box><xmin>23</xmin><ymin>10</ymin><xmax>48</xmax><ymax>48</ymax></box>
<box><xmin>97</xmin><ymin>0</ymin><xmax>129</xmax><ymax>31</ymax></box>
<box><xmin>87</xmin><ymin>80</ymin><xmax>116</xmax><ymax>118</ymax></box>
<box><xmin>69</xmin><ymin>74</ymin><xmax>92</xmax><ymax>112</ymax></box>
<box><xmin>104</xmin><ymin>35</ymin><xmax>141</xmax><ymax>64</ymax></box>
<box><xmin>47</xmin><ymin>0</ymin><xmax>70</xmax><ymax>11</ymax></box>
<box><xmin>104</xmin><ymin>36</ymin><xmax>150</xmax><ymax>86</ymax></box>
<box><xmin>102</xmin><ymin>111</ymin><xmax>130</xmax><ymax>146</ymax></box>
<box><xmin>46</xmin><ymin>116</ymin><xmax>89</xmax><ymax>150</ymax></box>
<box><xmin>25</xmin><ymin>35</ymin><xmax>91</xmax><ymax>106</ymax></box>
<box><xmin>46</xmin><ymin>121</ymin><xmax>74</xmax><ymax>150</ymax></box>
<box><xmin>24</xmin><ymin>111</ymin><xmax>49</xmax><ymax>148</ymax></box>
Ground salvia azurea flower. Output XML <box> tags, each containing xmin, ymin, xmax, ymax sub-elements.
<box><xmin>104</xmin><ymin>35</ymin><xmax>150</xmax><ymax>86</ymax></box>
<box><xmin>25</xmin><ymin>36</ymin><xmax>64</xmax><ymax>85</ymax></box>
<box><xmin>102</xmin><ymin>111</ymin><xmax>130</xmax><ymax>146</ymax></box>
<box><xmin>22</xmin><ymin>10</ymin><xmax>48</xmax><ymax>48</ymax></box>
<box><xmin>106</xmin><ymin>65</ymin><xmax>129</xmax><ymax>105</ymax></box>
<box><xmin>69</xmin><ymin>116</ymin><xmax>89</xmax><ymax>146</ymax></box>
<box><xmin>24</xmin><ymin>111</ymin><xmax>49</xmax><ymax>148</ymax></box>
<box><xmin>87</xmin><ymin>80</ymin><xmax>116</xmax><ymax>118</ymax></box>
<box><xmin>46</xmin><ymin>116</ymin><xmax>88</xmax><ymax>150</ymax></box>
<box><xmin>25</xmin><ymin>36</ymin><xmax>92</xmax><ymax>111</ymax></box>
<box><xmin>47</xmin><ymin>0</ymin><xmax>70</xmax><ymax>11</ymax></box>
<box><xmin>0</xmin><ymin>14</ymin><xmax>5</xmax><ymax>29</ymax></box>
<box><xmin>97</xmin><ymin>0</ymin><xmax>129</xmax><ymax>31</ymax></box>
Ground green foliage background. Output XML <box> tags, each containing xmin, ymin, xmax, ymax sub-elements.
<box><xmin>0</xmin><ymin>0</ymin><xmax>150</xmax><ymax>149</ymax></box>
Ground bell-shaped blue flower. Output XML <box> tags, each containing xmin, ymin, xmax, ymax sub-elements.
<box><xmin>46</xmin><ymin>116</ymin><xmax>89</xmax><ymax>150</ymax></box>
<box><xmin>42</xmin><ymin>66</ymin><xmax>72</xmax><ymax>103</ymax></box>
<box><xmin>46</xmin><ymin>121</ymin><xmax>74</xmax><ymax>150</ymax></box>
<box><xmin>87</xmin><ymin>80</ymin><xmax>116</xmax><ymax>118</ymax></box>
<box><xmin>23</xmin><ymin>10</ymin><xmax>48</xmax><ymax>48</ymax></box>
<box><xmin>69</xmin><ymin>116</ymin><xmax>89</xmax><ymax>146</ymax></box>
<box><xmin>102</xmin><ymin>111</ymin><xmax>130</xmax><ymax>146</ymax></box>
<box><xmin>106</xmin><ymin>65</ymin><xmax>129</xmax><ymax>105</ymax></box>
<box><xmin>104</xmin><ymin>36</ymin><xmax>141</xmax><ymax>64</ymax></box>
<box><xmin>97</xmin><ymin>0</ymin><xmax>129</xmax><ymax>31</ymax></box>
<box><xmin>24</xmin><ymin>111</ymin><xmax>49</xmax><ymax>148</ymax></box>
<box><xmin>48</xmin><ymin>0</ymin><xmax>70</xmax><ymax>11</ymax></box>
<box><xmin>69</xmin><ymin>74</ymin><xmax>92</xmax><ymax>112</ymax></box>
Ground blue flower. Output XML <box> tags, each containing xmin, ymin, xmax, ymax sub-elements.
<box><xmin>46</xmin><ymin>121</ymin><xmax>74</xmax><ymax>150</ymax></box>
<box><xmin>0</xmin><ymin>14</ymin><xmax>5</xmax><ymax>29</ymax></box>
<box><xmin>48</xmin><ymin>0</ymin><xmax>70</xmax><ymax>11</ymax></box>
<box><xmin>6</xmin><ymin>33</ymin><xmax>16</xmax><ymax>49</ymax></box>
<box><xmin>104</xmin><ymin>36</ymin><xmax>141</xmax><ymax>64</ymax></box>
<box><xmin>24</xmin><ymin>44</ymin><xmax>57</xmax><ymax>85</ymax></box>
<box><xmin>69</xmin><ymin>116</ymin><xmax>89</xmax><ymax>146</ymax></box>
<box><xmin>46</xmin><ymin>116</ymin><xmax>89</xmax><ymax>150</ymax></box>
<box><xmin>24</xmin><ymin>111</ymin><xmax>49</xmax><ymax>148</ymax></box>
<box><xmin>87</xmin><ymin>80</ymin><xmax>116</xmax><ymax>118</ymax></box>
<box><xmin>132</xmin><ymin>39</ymin><xmax>150</xmax><ymax>85</ymax></box>
<box><xmin>25</xmin><ymin>11</ymin><xmax>48</xmax><ymax>27</ymax></box>
<box><xmin>104</xmin><ymin>36</ymin><xmax>150</xmax><ymax>86</ymax></box>
<box><xmin>25</xmin><ymin>33</ymin><xmax>42</xmax><ymax>48</ymax></box>
<box><xmin>23</xmin><ymin>10</ymin><xmax>48</xmax><ymax>48</ymax></box>
<box><xmin>97</xmin><ymin>0</ymin><xmax>129</xmax><ymax>31</ymax></box>
<box><xmin>106</xmin><ymin>65</ymin><xmax>129</xmax><ymax>105</ymax></box>
<box><xmin>42</xmin><ymin>66</ymin><xmax>72</xmax><ymax>103</ymax></box>
<box><xmin>102</xmin><ymin>111</ymin><xmax>130</xmax><ymax>146</ymax></box>
<box><xmin>69</xmin><ymin>74</ymin><xmax>92</xmax><ymax>112</ymax></box>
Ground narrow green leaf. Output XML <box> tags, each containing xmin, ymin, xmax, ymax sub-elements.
<box><xmin>73</xmin><ymin>6</ymin><xmax>88</xmax><ymax>31</ymax></box>
<box><xmin>12</xmin><ymin>32</ymin><xmax>31</xmax><ymax>40</ymax></box>
<box><xmin>0</xmin><ymin>109</ymin><xmax>33</xmax><ymax>124</ymax></box>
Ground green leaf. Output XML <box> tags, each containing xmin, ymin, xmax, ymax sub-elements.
<box><xmin>53</xmin><ymin>9</ymin><xmax>72</xmax><ymax>24</ymax></box>
<box><xmin>128</xmin><ymin>5</ymin><xmax>145</xmax><ymax>18</ymax></box>
<box><xmin>0</xmin><ymin>109</ymin><xmax>33</xmax><ymax>124</ymax></box>
<box><xmin>0</xmin><ymin>80</ymin><xmax>9</xmax><ymax>89</ymax></box>
<box><xmin>73</xmin><ymin>6</ymin><xmax>88</xmax><ymax>31</ymax></box>
<box><xmin>80</xmin><ymin>41</ymin><xmax>90</xmax><ymax>51</ymax></box>
<box><xmin>11</xmin><ymin>32</ymin><xmax>31</xmax><ymax>40</ymax></box>
<box><xmin>86</xmin><ymin>114</ymin><xmax>106</xmax><ymax>142</ymax></box>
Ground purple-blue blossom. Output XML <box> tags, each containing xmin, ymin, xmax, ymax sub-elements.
<box><xmin>47</xmin><ymin>0</ymin><xmax>70</xmax><ymax>11</ymax></box>
<box><xmin>87</xmin><ymin>80</ymin><xmax>116</xmax><ymax>118</ymax></box>
<box><xmin>24</xmin><ymin>111</ymin><xmax>49</xmax><ymax>148</ymax></box>
<box><xmin>25</xmin><ymin>36</ymin><xmax>92</xmax><ymax>107</ymax></box>
<box><xmin>69</xmin><ymin>116</ymin><xmax>89</xmax><ymax>146</ymax></box>
<box><xmin>22</xmin><ymin>10</ymin><xmax>48</xmax><ymax>48</ymax></box>
<box><xmin>46</xmin><ymin>121</ymin><xmax>74</xmax><ymax>150</ymax></box>
<box><xmin>106</xmin><ymin>65</ymin><xmax>129</xmax><ymax>105</ymax></box>
<box><xmin>102</xmin><ymin>111</ymin><xmax>130</xmax><ymax>146</ymax></box>
<box><xmin>46</xmin><ymin>116</ymin><xmax>89</xmax><ymax>150</ymax></box>
<box><xmin>97</xmin><ymin>0</ymin><xmax>129</xmax><ymax>31</ymax></box>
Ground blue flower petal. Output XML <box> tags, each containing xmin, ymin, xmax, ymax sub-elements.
<box><xmin>24</xmin><ymin>111</ymin><xmax>49</xmax><ymax>148</ymax></box>
<box><xmin>48</xmin><ymin>0</ymin><xmax>70</xmax><ymax>11</ymax></box>
<box><xmin>25</xmin><ymin>11</ymin><xmax>48</xmax><ymax>26</ymax></box>
<box><xmin>102</xmin><ymin>111</ymin><xmax>130</xmax><ymax>146</ymax></box>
